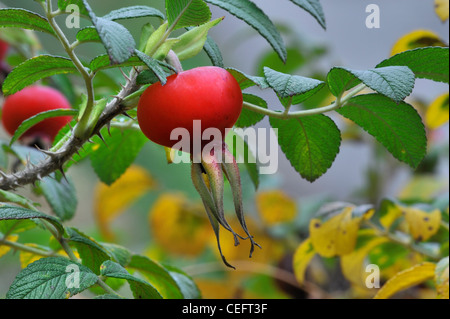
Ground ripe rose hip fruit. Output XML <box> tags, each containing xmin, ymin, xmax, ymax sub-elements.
<box><xmin>137</xmin><ymin>66</ymin><xmax>243</xmax><ymax>151</ymax></box>
<box><xmin>1</xmin><ymin>86</ymin><xmax>72</xmax><ymax>143</ymax></box>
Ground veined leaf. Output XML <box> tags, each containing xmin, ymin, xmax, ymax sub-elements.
<box><xmin>134</xmin><ymin>50</ymin><xmax>170</xmax><ymax>85</ymax></box>
<box><xmin>327</xmin><ymin>66</ymin><xmax>415</xmax><ymax>102</ymax></box>
<box><xmin>289</xmin><ymin>0</ymin><xmax>326</xmax><ymax>29</ymax></box>
<box><xmin>203</xmin><ymin>35</ymin><xmax>224</xmax><ymax>68</ymax></box>
<box><xmin>58</xmin><ymin>0</ymin><xmax>89</xmax><ymax>16</ymax></box>
<box><xmin>426</xmin><ymin>93</ymin><xmax>449</xmax><ymax>129</ymax></box>
<box><xmin>103</xmin><ymin>6</ymin><xmax>165</xmax><ymax>21</ymax></box>
<box><xmin>76</xmin><ymin>27</ymin><xmax>100</xmax><ymax>44</ymax></box>
<box><xmin>377</xmin><ymin>47</ymin><xmax>449</xmax><ymax>84</ymax></box>
<box><xmin>227</xmin><ymin>68</ymin><xmax>269</xmax><ymax>90</ymax></box>
<box><xmin>40</xmin><ymin>173</ymin><xmax>78</xmax><ymax>222</ymax></box>
<box><xmin>89</xmin><ymin>54</ymin><xmax>144</xmax><ymax>73</ymax></box>
<box><xmin>2</xmin><ymin>55</ymin><xmax>77</xmax><ymax>96</ymax></box>
<box><xmin>166</xmin><ymin>0</ymin><xmax>211</xmax><ymax>30</ymax></box>
<box><xmin>100</xmin><ymin>260</ymin><xmax>162</xmax><ymax>299</ymax></box>
<box><xmin>270</xmin><ymin>115</ymin><xmax>341</xmax><ymax>182</ymax></box>
<box><xmin>264</xmin><ymin>67</ymin><xmax>325</xmax><ymax>106</ymax></box>
<box><xmin>205</xmin><ymin>0</ymin><xmax>287</xmax><ymax>62</ymax></box>
<box><xmin>338</xmin><ymin>94</ymin><xmax>427</xmax><ymax>168</ymax></box>
<box><xmin>6</xmin><ymin>257</ymin><xmax>98</xmax><ymax>299</ymax></box>
<box><xmin>0</xmin><ymin>8</ymin><xmax>55</xmax><ymax>36</ymax></box>
<box><xmin>374</xmin><ymin>262</ymin><xmax>436</xmax><ymax>299</ymax></box>
<box><xmin>9</xmin><ymin>109</ymin><xmax>78</xmax><ymax>146</ymax></box>
<box><xmin>293</xmin><ymin>239</ymin><xmax>316</xmax><ymax>285</ymax></box>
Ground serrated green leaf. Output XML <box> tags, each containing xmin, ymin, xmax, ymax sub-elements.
<box><xmin>100</xmin><ymin>260</ymin><xmax>162</xmax><ymax>299</ymax></box>
<box><xmin>90</xmin><ymin>128</ymin><xmax>148</xmax><ymax>186</ymax></box>
<box><xmin>327</xmin><ymin>66</ymin><xmax>415</xmax><ymax>102</ymax></box>
<box><xmin>0</xmin><ymin>8</ymin><xmax>56</xmax><ymax>36</ymax></box>
<box><xmin>6</xmin><ymin>257</ymin><xmax>98</xmax><ymax>299</ymax></box>
<box><xmin>134</xmin><ymin>50</ymin><xmax>170</xmax><ymax>84</ymax></box>
<box><xmin>103</xmin><ymin>6</ymin><xmax>165</xmax><ymax>21</ymax></box>
<box><xmin>40</xmin><ymin>174</ymin><xmax>78</xmax><ymax>222</ymax></box>
<box><xmin>235</xmin><ymin>93</ymin><xmax>267</xmax><ymax>128</ymax></box>
<box><xmin>9</xmin><ymin>109</ymin><xmax>78</xmax><ymax>146</ymax></box>
<box><xmin>289</xmin><ymin>0</ymin><xmax>326</xmax><ymax>29</ymax></box>
<box><xmin>0</xmin><ymin>205</ymin><xmax>65</xmax><ymax>237</ymax></box>
<box><xmin>2</xmin><ymin>55</ymin><xmax>77</xmax><ymax>96</ymax></box>
<box><xmin>338</xmin><ymin>94</ymin><xmax>427</xmax><ymax>168</ymax></box>
<box><xmin>205</xmin><ymin>0</ymin><xmax>286</xmax><ymax>62</ymax></box>
<box><xmin>89</xmin><ymin>54</ymin><xmax>144</xmax><ymax>73</ymax></box>
<box><xmin>270</xmin><ymin>115</ymin><xmax>341</xmax><ymax>182</ymax></box>
<box><xmin>166</xmin><ymin>0</ymin><xmax>211</xmax><ymax>30</ymax></box>
<box><xmin>203</xmin><ymin>35</ymin><xmax>224</xmax><ymax>67</ymax></box>
<box><xmin>128</xmin><ymin>255</ymin><xmax>184</xmax><ymax>299</ymax></box>
<box><xmin>227</xmin><ymin>67</ymin><xmax>269</xmax><ymax>90</ymax></box>
<box><xmin>76</xmin><ymin>27</ymin><xmax>100</xmax><ymax>44</ymax></box>
<box><xmin>136</xmin><ymin>70</ymin><xmax>160</xmax><ymax>85</ymax></box>
<box><xmin>376</xmin><ymin>47</ymin><xmax>449</xmax><ymax>84</ymax></box>
<box><xmin>264</xmin><ymin>67</ymin><xmax>325</xmax><ymax>106</ymax></box>
<box><xmin>58</xmin><ymin>0</ymin><xmax>89</xmax><ymax>16</ymax></box>
<box><xmin>67</xmin><ymin>228</ymin><xmax>111</xmax><ymax>275</ymax></box>
<box><xmin>173</xmin><ymin>18</ymin><xmax>223</xmax><ymax>61</ymax></box>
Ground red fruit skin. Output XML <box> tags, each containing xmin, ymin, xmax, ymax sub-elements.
<box><xmin>137</xmin><ymin>66</ymin><xmax>243</xmax><ymax>151</ymax></box>
<box><xmin>0</xmin><ymin>40</ymin><xmax>8</xmax><ymax>61</ymax></box>
<box><xmin>1</xmin><ymin>86</ymin><xmax>72</xmax><ymax>142</ymax></box>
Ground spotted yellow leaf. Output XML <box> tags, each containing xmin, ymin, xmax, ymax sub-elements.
<box><xmin>293</xmin><ymin>238</ymin><xmax>316</xmax><ymax>285</ymax></box>
<box><xmin>309</xmin><ymin>207</ymin><xmax>370</xmax><ymax>258</ymax></box>
<box><xmin>435</xmin><ymin>0</ymin><xmax>449</xmax><ymax>22</ymax></box>
<box><xmin>0</xmin><ymin>235</ymin><xmax>19</xmax><ymax>258</ymax></box>
<box><xmin>404</xmin><ymin>208</ymin><xmax>441</xmax><ymax>241</ymax></box>
<box><xmin>341</xmin><ymin>231</ymin><xmax>389</xmax><ymax>287</ymax></box>
<box><xmin>149</xmin><ymin>193</ymin><xmax>212</xmax><ymax>256</ymax></box>
<box><xmin>391</xmin><ymin>30</ymin><xmax>446</xmax><ymax>56</ymax></box>
<box><xmin>426</xmin><ymin>93</ymin><xmax>449</xmax><ymax>130</ymax></box>
<box><xmin>374</xmin><ymin>262</ymin><xmax>436</xmax><ymax>299</ymax></box>
<box><xmin>435</xmin><ymin>257</ymin><xmax>449</xmax><ymax>299</ymax></box>
<box><xmin>94</xmin><ymin>165</ymin><xmax>155</xmax><ymax>240</ymax></box>
<box><xmin>256</xmin><ymin>190</ymin><xmax>297</xmax><ymax>226</ymax></box>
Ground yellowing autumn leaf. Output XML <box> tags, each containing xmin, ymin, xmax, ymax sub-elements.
<box><xmin>399</xmin><ymin>175</ymin><xmax>447</xmax><ymax>201</ymax></box>
<box><xmin>426</xmin><ymin>93</ymin><xmax>449</xmax><ymax>130</ymax></box>
<box><xmin>379</xmin><ymin>199</ymin><xmax>404</xmax><ymax>230</ymax></box>
<box><xmin>149</xmin><ymin>193</ymin><xmax>212</xmax><ymax>256</ymax></box>
<box><xmin>391</xmin><ymin>30</ymin><xmax>446</xmax><ymax>56</ymax></box>
<box><xmin>0</xmin><ymin>235</ymin><xmax>19</xmax><ymax>258</ymax></box>
<box><xmin>374</xmin><ymin>262</ymin><xmax>436</xmax><ymax>299</ymax></box>
<box><xmin>94</xmin><ymin>165</ymin><xmax>155</xmax><ymax>240</ymax></box>
<box><xmin>309</xmin><ymin>207</ymin><xmax>372</xmax><ymax>258</ymax></box>
<box><xmin>404</xmin><ymin>208</ymin><xmax>441</xmax><ymax>241</ymax></box>
<box><xmin>256</xmin><ymin>190</ymin><xmax>297</xmax><ymax>226</ymax></box>
<box><xmin>435</xmin><ymin>0</ymin><xmax>449</xmax><ymax>22</ymax></box>
<box><xmin>435</xmin><ymin>257</ymin><xmax>449</xmax><ymax>299</ymax></box>
<box><xmin>19</xmin><ymin>244</ymin><xmax>44</xmax><ymax>268</ymax></box>
<box><xmin>293</xmin><ymin>239</ymin><xmax>316</xmax><ymax>285</ymax></box>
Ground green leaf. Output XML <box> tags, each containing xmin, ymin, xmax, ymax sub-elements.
<box><xmin>94</xmin><ymin>294</ymin><xmax>123</xmax><ymax>299</ymax></box>
<box><xmin>166</xmin><ymin>0</ymin><xmax>212</xmax><ymax>30</ymax></box>
<box><xmin>9</xmin><ymin>109</ymin><xmax>78</xmax><ymax>146</ymax></box>
<box><xmin>205</xmin><ymin>0</ymin><xmax>287</xmax><ymax>62</ymax></box>
<box><xmin>58</xmin><ymin>0</ymin><xmax>89</xmax><ymax>16</ymax></box>
<box><xmin>0</xmin><ymin>205</ymin><xmax>65</xmax><ymax>237</ymax></box>
<box><xmin>173</xmin><ymin>18</ymin><xmax>223</xmax><ymax>61</ymax></box>
<box><xmin>6</xmin><ymin>257</ymin><xmax>98</xmax><ymax>299</ymax></box>
<box><xmin>227</xmin><ymin>67</ymin><xmax>269</xmax><ymax>90</ymax></box>
<box><xmin>164</xmin><ymin>264</ymin><xmax>201</xmax><ymax>299</ymax></box>
<box><xmin>67</xmin><ymin>228</ymin><xmax>111</xmax><ymax>275</ymax></box>
<box><xmin>40</xmin><ymin>174</ymin><xmax>78</xmax><ymax>222</ymax></box>
<box><xmin>337</xmin><ymin>94</ymin><xmax>427</xmax><ymax>168</ymax></box>
<box><xmin>134</xmin><ymin>50</ymin><xmax>170</xmax><ymax>85</ymax></box>
<box><xmin>235</xmin><ymin>93</ymin><xmax>268</xmax><ymax>128</ymax></box>
<box><xmin>89</xmin><ymin>54</ymin><xmax>143</xmax><ymax>73</ymax></box>
<box><xmin>76</xmin><ymin>27</ymin><xmax>100</xmax><ymax>44</ymax></box>
<box><xmin>103</xmin><ymin>6</ymin><xmax>165</xmax><ymax>21</ymax></box>
<box><xmin>90</xmin><ymin>128</ymin><xmax>148</xmax><ymax>186</ymax></box>
<box><xmin>376</xmin><ymin>47</ymin><xmax>449</xmax><ymax>84</ymax></box>
<box><xmin>327</xmin><ymin>66</ymin><xmax>415</xmax><ymax>102</ymax></box>
<box><xmin>289</xmin><ymin>0</ymin><xmax>326</xmax><ymax>29</ymax></box>
<box><xmin>127</xmin><ymin>255</ymin><xmax>184</xmax><ymax>299</ymax></box>
<box><xmin>0</xmin><ymin>8</ymin><xmax>56</xmax><ymax>36</ymax></box>
<box><xmin>270</xmin><ymin>115</ymin><xmax>341</xmax><ymax>182</ymax></box>
<box><xmin>2</xmin><ymin>55</ymin><xmax>77</xmax><ymax>96</ymax></box>
<box><xmin>100</xmin><ymin>260</ymin><xmax>162</xmax><ymax>299</ymax></box>
<box><xmin>136</xmin><ymin>70</ymin><xmax>161</xmax><ymax>85</ymax></box>
<box><xmin>203</xmin><ymin>35</ymin><xmax>224</xmax><ymax>68</ymax></box>
<box><xmin>264</xmin><ymin>67</ymin><xmax>325</xmax><ymax>106</ymax></box>
<box><xmin>101</xmin><ymin>243</ymin><xmax>132</xmax><ymax>267</ymax></box>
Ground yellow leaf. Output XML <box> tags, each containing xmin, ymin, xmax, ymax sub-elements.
<box><xmin>404</xmin><ymin>208</ymin><xmax>441</xmax><ymax>241</ymax></box>
<box><xmin>256</xmin><ymin>190</ymin><xmax>297</xmax><ymax>226</ymax></box>
<box><xmin>341</xmin><ymin>233</ymin><xmax>389</xmax><ymax>287</ymax></box>
<box><xmin>426</xmin><ymin>93</ymin><xmax>449</xmax><ymax>129</ymax></box>
<box><xmin>19</xmin><ymin>244</ymin><xmax>44</xmax><ymax>268</ymax></box>
<box><xmin>374</xmin><ymin>262</ymin><xmax>436</xmax><ymax>299</ymax></box>
<box><xmin>435</xmin><ymin>257</ymin><xmax>449</xmax><ymax>299</ymax></box>
<box><xmin>435</xmin><ymin>0</ymin><xmax>449</xmax><ymax>22</ymax></box>
<box><xmin>293</xmin><ymin>238</ymin><xmax>316</xmax><ymax>285</ymax></box>
<box><xmin>399</xmin><ymin>175</ymin><xmax>447</xmax><ymax>201</ymax></box>
<box><xmin>309</xmin><ymin>207</ymin><xmax>366</xmax><ymax>257</ymax></box>
<box><xmin>0</xmin><ymin>235</ymin><xmax>19</xmax><ymax>258</ymax></box>
<box><xmin>94</xmin><ymin>165</ymin><xmax>155</xmax><ymax>240</ymax></box>
<box><xmin>391</xmin><ymin>30</ymin><xmax>446</xmax><ymax>56</ymax></box>
<box><xmin>149</xmin><ymin>193</ymin><xmax>212</xmax><ymax>256</ymax></box>
<box><xmin>379</xmin><ymin>199</ymin><xmax>404</xmax><ymax>230</ymax></box>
